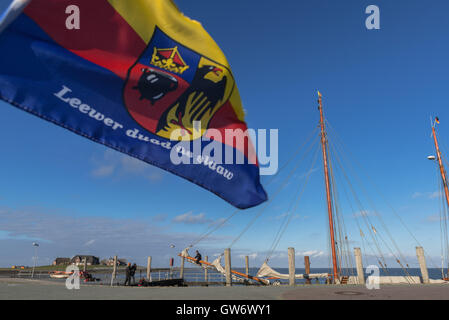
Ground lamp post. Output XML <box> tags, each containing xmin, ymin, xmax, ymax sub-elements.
<box><xmin>31</xmin><ymin>242</ymin><xmax>39</xmax><ymax>278</ymax></box>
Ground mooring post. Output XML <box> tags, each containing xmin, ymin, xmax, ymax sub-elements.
<box><xmin>169</xmin><ymin>257</ymin><xmax>174</xmax><ymax>279</ymax></box>
<box><xmin>180</xmin><ymin>254</ymin><xmax>185</xmax><ymax>279</ymax></box>
<box><xmin>110</xmin><ymin>255</ymin><xmax>117</xmax><ymax>287</ymax></box>
<box><xmin>245</xmin><ymin>256</ymin><xmax>249</xmax><ymax>276</ymax></box>
<box><xmin>205</xmin><ymin>256</ymin><xmax>208</xmax><ymax>283</ymax></box>
<box><xmin>83</xmin><ymin>257</ymin><xmax>87</xmax><ymax>272</ymax></box>
<box><xmin>288</xmin><ymin>247</ymin><xmax>295</xmax><ymax>286</ymax></box>
<box><xmin>416</xmin><ymin>246</ymin><xmax>430</xmax><ymax>284</ymax></box>
<box><xmin>225</xmin><ymin>248</ymin><xmax>232</xmax><ymax>287</ymax></box>
<box><xmin>304</xmin><ymin>256</ymin><xmax>311</xmax><ymax>284</ymax></box>
<box><xmin>146</xmin><ymin>256</ymin><xmax>152</xmax><ymax>281</ymax></box>
<box><xmin>354</xmin><ymin>247</ymin><xmax>365</xmax><ymax>285</ymax></box>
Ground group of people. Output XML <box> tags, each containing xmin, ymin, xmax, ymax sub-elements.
<box><xmin>124</xmin><ymin>262</ymin><xmax>137</xmax><ymax>286</ymax></box>
<box><xmin>123</xmin><ymin>250</ymin><xmax>203</xmax><ymax>286</ymax></box>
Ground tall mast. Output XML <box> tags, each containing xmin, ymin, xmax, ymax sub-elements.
<box><xmin>317</xmin><ymin>91</ymin><xmax>339</xmax><ymax>282</ymax></box>
<box><xmin>432</xmin><ymin>121</ymin><xmax>449</xmax><ymax>277</ymax></box>
<box><xmin>432</xmin><ymin>124</ymin><xmax>449</xmax><ymax>211</ymax></box>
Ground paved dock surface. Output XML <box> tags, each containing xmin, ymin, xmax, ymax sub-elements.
<box><xmin>1</xmin><ymin>278</ymin><xmax>448</xmax><ymax>300</ymax></box>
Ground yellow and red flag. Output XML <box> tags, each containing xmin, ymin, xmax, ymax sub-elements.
<box><xmin>0</xmin><ymin>0</ymin><xmax>267</xmax><ymax>208</ymax></box>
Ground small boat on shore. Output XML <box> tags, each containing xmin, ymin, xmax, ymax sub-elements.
<box><xmin>49</xmin><ymin>271</ymin><xmax>72</xmax><ymax>279</ymax></box>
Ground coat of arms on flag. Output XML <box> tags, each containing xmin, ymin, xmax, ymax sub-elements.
<box><xmin>123</xmin><ymin>28</ymin><xmax>234</xmax><ymax>140</ymax></box>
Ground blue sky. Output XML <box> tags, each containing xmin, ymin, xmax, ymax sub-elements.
<box><xmin>0</xmin><ymin>0</ymin><xmax>449</xmax><ymax>270</ymax></box>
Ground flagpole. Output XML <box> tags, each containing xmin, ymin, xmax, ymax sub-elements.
<box><xmin>317</xmin><ymin>92</ymin><xmax>339</xmax><ymax>283</ymax></box>
<box><xmin>0</xmin><ymin>0</ymin><xmax>31</xmax><ymax>34</ymax></box>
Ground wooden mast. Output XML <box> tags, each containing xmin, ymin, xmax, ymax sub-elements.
<box><xmin>431</xmin><ymin>120</ymin><xmax>449</xmax><ymax>278</ymax></box>
<box><xmin>317</xmin><ymin>91</ymin><xmax>339</xmax><ymax>283</ymax></box>
<box><xmin>432</xmin><ymin>123</ymin><xmax>449</xmax><ymax>210</ymax></box>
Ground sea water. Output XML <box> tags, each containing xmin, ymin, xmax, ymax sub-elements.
<box><xmin>42</xmin><ymin>267</ymin><xmax>446</xmax><ymax>286</ymax></box>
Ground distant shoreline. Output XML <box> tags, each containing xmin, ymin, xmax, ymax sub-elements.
<box><xmin>0</xmin><ymin>266</ymin><xmax>174</xmax><ymax>276</ymax></box>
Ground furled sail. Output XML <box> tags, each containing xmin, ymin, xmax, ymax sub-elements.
<box><xmin>181</xmin><ymin>248</ymin><xmax>244</xmax><ymax>282</ymax></box>
<box><xmin>211</xmin><ymin>256</ymin><xmax>244</xmax><ymax>282</ymax></box>
<box><xmin>256</xmin><ymin>261</ymin><xmax>329</xmax><ymax>280</ymax></box>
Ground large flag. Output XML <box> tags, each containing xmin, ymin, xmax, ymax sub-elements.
<box><xmin>0</xmin><ymin>0</ymin><xmax>267</xmax><ymax>209</ymax></box>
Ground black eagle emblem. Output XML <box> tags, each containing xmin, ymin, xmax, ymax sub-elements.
<box><xmin>156</xmin><ymin>65</ymin><xmax>227</xmax><ymax>135</ymax></box>
<box><xmin>133</xmin><ymin>68</ymin><xmax>178</xmax><ymax>104</ymax></box>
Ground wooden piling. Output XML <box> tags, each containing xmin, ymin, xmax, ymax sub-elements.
<box><xmin>245</xmin><ymin>256</ymin><xmax>249</xmax><ymax>276</ymax></box>
<box><xmin>180</xmin><ymin>255</ymin><xmax>185</xmax><ymax>279</ymax></box>
<box><xmin>83</xmin><ymin>257</ymin><xmax>87</xmax><ymax>272</ymax></box>
<box><xmin>288</xmin><ymin>247</ymin><xmax>295</xmax><ymax>286</ymax></box>
<box><xmin>225</xmin><ymin>248</ymin><xmax>232</xmax><ymax>287</ymax></box>
<box><xmin>110</xmin><ymin>255</ymin><xmax>117</xmax><ymax>287</ymax></box>
<box><xmin>416</xmin><ymin>246</ymin><xmax>429</xmax><ymax>284</ymax></box>
<box><xmin>205</xmin><ymin>256</ymin><xmax>208</xmax><ymax>283</ymax></box>
<box><xmin>354</xmin><ymin>247</ymin><xmax>365</xmax><ymax>285</ymax></box>
<box><xmin>304</xmin><ymin>256</ymin><xmax>311</xmax><ymax>284</ymax></box>
<box><xmin>146</xmin><ymin>256</ymin><xmax>152</xmax><ymax>281</ymax></box>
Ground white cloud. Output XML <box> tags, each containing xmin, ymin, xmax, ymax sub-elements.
<box><xmin>239</xmin><ymin>252</ymin><xmax>258</xmax><ymax>259</ymax></box>
<box><xmin>172</xmin><ymin>211</ymin><xmax>211</xmax><ymax>225</ymax></box>
<box><xmin>429</xmin><ymin>191</ymin><xmax>443</xmax><ymax>199</ymax></box>
<box><xmin>91</xmin><ymin>165</ymin><xmax>115</xmax><ymax>177</ymax></box>
<box><xmin>90</xmin><ymin>149</ymin><xmax>164</xmax><ymax>181</ymax></box>
<box><xmin>84</xmin><ymin>239</ymin><xmax>96</xmax><ymax>247</ymax></box>
<box><xmin>295</xmin><ymin>250</ymin><xmax>325</xmax><ymax>258</ymax></box>
<box><xmin>412</xmin><ymin>190</ymin><xmax>442</xmax><ymax>200</ymax></box>
<box><xmin>426</xmin><ymin>213</ymin><xmax>448</xmax><ymax>222</ymax></box>
<box><xmin>152</xmin><ymin>214</ymin><xmax>168</xmax><ymax>223</ymax></box>
<box><xmin>0</xmin><ymin>205</ymin><xmax>223</xmax><ymax>267</ymax></box>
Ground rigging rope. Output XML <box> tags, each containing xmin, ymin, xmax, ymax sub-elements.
<box><xmin>265</xmin><ymin>141</ymin><xmax>320</xmax><ymax>262</ymax></box>
<box><xmin>325</xmin><ymin>119</ymin><xmax>439</xmax><ymax>272</ymax></box>
<box><xmin>327</xmin><ymin>129</ymin><xmax>416</xmax><ymax>282</ymax></box>
<box><xmin>327</xmin><ymin>140</ymin><xmax>355</xmax><ymax>276</ymax></box>
<box><xmin>226</xmin><ymin>140</ymin><xmax>321</xmax><ymax>250</ymax></box>
<box><xmin>325</xmin><ymin>132</ymin><xmax>391</xmax><ymax>276</ymax></box>
<box><xmin>187</xmin><ymin>127</ymin><xmax>320</xmax><ymax>249</ymax></box>
<box><xmin>437</xmin><ymin>162</ymin><xmax>449</xmax><ymax>276</ymax></box>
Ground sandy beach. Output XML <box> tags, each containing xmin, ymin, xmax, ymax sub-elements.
<box><xmin>1</xmin><ymin>278</ymin><xmax>448</xmax><ymax>300</ymax></box>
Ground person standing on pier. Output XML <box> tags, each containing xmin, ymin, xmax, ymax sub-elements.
<box><xmin>130</xmin><ymin>263</ymin><xmax>137</xmax><ymax>285</ymax></box>
<box><xmin>124</xmin><ymin>263</ymin><xmax>132</xmax><ymax>286</ymax></box>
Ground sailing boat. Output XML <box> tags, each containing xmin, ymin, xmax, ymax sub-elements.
<box><xmin>178</xmin><ymin>93</ymin><xmax>449</xmax><ymax>285</ymax></box>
